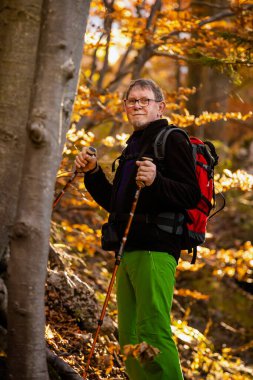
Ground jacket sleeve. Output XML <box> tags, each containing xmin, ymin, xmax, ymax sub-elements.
<box><xmin>84</xmin><ymin>166</ymin><xmax>113</xmax><ymax>212</ymax></box>
<box><xmin>144</xmin><ymin>131</ymin><xmax>201</xmax><ymax>210</ymax></box>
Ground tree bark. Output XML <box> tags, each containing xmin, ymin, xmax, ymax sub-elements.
<box><xmin>0</xmin><ymin>0</ymin><xmax>43</xmax><ymax>264</ymax></box>
<box><xmin>7</xmin><ymin>1</ymin><xmax>91</xmax><ymax>379</ymax></box>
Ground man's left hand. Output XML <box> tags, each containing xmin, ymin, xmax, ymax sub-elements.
<box><xmin>136</xmin><ymin>160</ymin><xmax>156</xmax><ymax>186</ymax></box>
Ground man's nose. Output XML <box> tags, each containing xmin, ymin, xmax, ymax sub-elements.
<box><xmin>133</xmin><ymin>101</ymin><xmax>142</xmax><ymax>109</ymax></box>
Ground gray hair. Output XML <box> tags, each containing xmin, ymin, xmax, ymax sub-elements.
<box><xmin>125</xmin><ymin>79</ymin><xmax>165</xmax><ymax>101</ymax></box>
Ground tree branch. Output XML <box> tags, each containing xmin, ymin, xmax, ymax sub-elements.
<box><xmin>88</xmin><ymin>32</ymin><xmax>105</xmax><ymax>84</ymax></box>
<box><xmin>97</xmin><ymin>0</ymin><xmax>115</xmax><ymax>89</ymax></box>
<box><xmin>98</xmin><ymin>0</ymin><xmax>163</xmax><ymax>89</ymax></box>
<box><xmin>136</xmin><ymin>0</ymin><xmax>146</xmax><ymax>17</ymax></box>
<box><xmin>153</xmin><ymin>50</ymin><xmax>253</xmax><ymax>66</ymax></box>
<box><xmin>198</xmin><ymin>9</ymin><xmax>235</xmax><ymax>26</ymax></box>
<box><xmin>175</xmin><ymin>1</ymin><xmax>230</xmax><ymax>11</ymax></box>
<box><xmin>146</xmin><ymin>0</ymin><xmax>162</xmax><ymax>30</ymax></box>
<box><xmin>46</xmin><ymin>347</ymin><xmax>83</xmax><ymax>380</ymax></box>
<box><xmin>132</xmin><ymin>47</ymin><xmax>154</xmax><ymax>79</ymax></box>
<box><xmin>107</xmin><ymin>41</ymin><xmax>134</xmax><ymax>91</ymax></box>
<box><xmin>97</xmin><ymin>29</ymin><xmax>112</xmax><ymax>89</ymax></box>
<box><xmin>118</xmin><ymin>40</ymin><xmax>134</xmax><ymax>73</ymax></box>
<box><xmin>153</xmin><ymin>50</ymin><xmax>191</xmax><ymax>62</ymax></box>
<box><xmin>130</xmin><ymin>1</ymin><xmax>163</xmax><ymax>80</ymax></box>
<box><xmin>106</xmin><ymin>62</ymin><xmax>133</xmax><ymax>90</ymax></box>
<box><xmin>192</xmin><ymin>1</ymin><xmax>230</xmax><ymax>9</ymax></box>
<box><xmin>103</xmin><ymin>0</ymin><xmax>115</xmax><ymax>12</ymax></box>
<box><xmin>198</xmin><ymin>4</ymin><xmax>253</xmax><ymax>27</ymax></box>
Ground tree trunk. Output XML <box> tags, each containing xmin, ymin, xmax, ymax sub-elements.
<box><xmin>0</xmin><ymin>0</ymin><xmax>43</xmax><ymax>265</ymax></box>
<box><xmin>187</xmin><ymin>0</ymin><xmax>230</xmax><ymax>139</ymax></box>
<box><xmin>6</xmin><ymin>1</ymin><xmax>91</xmax><ymax>379</ymax></box>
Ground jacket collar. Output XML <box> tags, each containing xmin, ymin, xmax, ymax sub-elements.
<box><xmin>126</xmin><ymin>118</ymin><xmax>169</xmax><ymax>146</ymax></box>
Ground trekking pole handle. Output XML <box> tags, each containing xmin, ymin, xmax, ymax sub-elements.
<box><xmin>74</xmin><ymin>146</ymin><xmax>97</xmax><ymax>174</ymax></box>
<box><xmin>53</xmin><ymin>146</ymin><xmax>97</xmax><ymax>209</ymax></box>
<box><xmin>136</xmin><ymin>156</ymin><xmax>153</xmax><ymax>188</ymax></box>
<box><xmin>86</xmin><ymin>146</ymin><xmax>97</xmax><ymax>157</ymax></box>
<box><xmin>72</xmin><ymin>146</ymin><xmax>97</xmax><ymax>173</ymax></box>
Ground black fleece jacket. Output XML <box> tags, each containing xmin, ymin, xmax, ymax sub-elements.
<box><xmin>85</xmin><ymin>119</ymin><xmax>201</xmax><ymax>262</ymax></box>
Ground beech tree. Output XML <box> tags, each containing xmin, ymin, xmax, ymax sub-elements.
<box><xmin>0</xmin><ymin>1</ymin><xmax>91</xmax><ymax>379</ymax></box>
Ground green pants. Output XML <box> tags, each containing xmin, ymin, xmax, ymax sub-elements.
<box><xmin>116</xmin><ymin>250</ymin><xmax>184</xmax><ymax>380</ymax></box>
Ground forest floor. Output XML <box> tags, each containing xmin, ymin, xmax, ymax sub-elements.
<box><xmin>46</xmin><ymin>234</ymin><xmax>253</xmax><ymax>379</ymax></box>
<box><xmin>46</xmin><ymin>186</ymin><xmax>253</xmax><ymax>379</ymax></box>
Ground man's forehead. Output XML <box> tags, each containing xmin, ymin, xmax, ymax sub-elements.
<box><xmin>128</xmin><ymin>86</ymin><xmax>154</xmax><ymax>98</ymax></box>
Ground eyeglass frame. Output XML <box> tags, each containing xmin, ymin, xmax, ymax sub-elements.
<box><xmin>124</xmin><ymin>97</ymin><xmax>162</xmax><ymax>108</ymax></box>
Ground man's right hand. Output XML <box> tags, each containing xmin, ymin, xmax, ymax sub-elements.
<box><xmin>75</xmin><ymin>147</ymin><xmax>97</xmax><ymax>173</ymax></box>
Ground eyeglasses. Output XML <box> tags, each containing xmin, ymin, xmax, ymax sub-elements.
<box><xmin>124</xmin><ymin>98</ymin><xmax>161</xmax><ymax>108</ymax></box>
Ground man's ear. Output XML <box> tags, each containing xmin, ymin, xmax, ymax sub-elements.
<box><xmin>122</xmin><ymin>100</ymin><xmax>127</xmax><ymax>113</ymax></box>
<box><xmin>159</xmin><ymin>101</ymin><xmax>166</xmax><ymax>115</ymax></box>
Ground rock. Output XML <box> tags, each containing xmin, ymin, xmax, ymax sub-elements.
<box><xmin>47</xmin><ymin>269</ymin><xmax>99</xmax><ymax>331</ymax></box>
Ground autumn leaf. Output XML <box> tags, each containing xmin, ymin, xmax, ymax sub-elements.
<box><xmin>123</xmin><ymin>342</ymin><xmax>160</xmax><ymax>364</ymax></box>
<box><xmin>175</xmin><ymin>288</ymin><xmax>209</xmax><ymax>301</ymax></box>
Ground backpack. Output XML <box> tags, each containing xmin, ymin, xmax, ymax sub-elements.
<box><xmin>153</xmin><ymin>125</ymin><xmax>225</xmax><ymax>264</ymax></box>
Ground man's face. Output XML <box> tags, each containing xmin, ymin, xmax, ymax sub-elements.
<box><xmin>124</xmin><ymin>86</ymin><xmax>165</xmax><ymax>130</ymax></box>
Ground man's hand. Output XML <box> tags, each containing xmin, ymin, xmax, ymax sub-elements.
<box><xmin>75</xmin><ymin>147</ymin><xmax>97</xmax><ymax>173</ymax></box>
<box><xmin>136</xmin><ymin>159</ymin><xmax>156</xmax><ymax>186</ymax></box>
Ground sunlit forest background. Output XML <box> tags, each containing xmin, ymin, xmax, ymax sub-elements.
<box><xmin>48</xmin><ymin>0</ymin><xmax>253</xmax><ymax>379</ymax></box>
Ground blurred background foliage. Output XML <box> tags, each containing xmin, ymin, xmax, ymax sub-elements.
<box><xmin>49</xmin><ymin>0</ymin><xmax>253</xmax><ymax>378</ymax></box>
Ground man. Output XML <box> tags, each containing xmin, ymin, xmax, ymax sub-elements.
<box><xmin>75</xmin><ymin>79</ymin><xmax>200</xmax><ymax>380</ymax></box>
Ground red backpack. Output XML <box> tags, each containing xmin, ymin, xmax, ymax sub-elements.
<box><xmin>154</xmin><ymin>126</ymin><xmax>225</xmax><ymax>263</ymax></box>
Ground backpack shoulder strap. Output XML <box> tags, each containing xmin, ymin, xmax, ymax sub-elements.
<box><xmin>204</xmin><ymin>141</ymin><xmax>219</xmax><ymax>166</ymax></box>
<box><xmin>154</xmin><ymin>125</ymin><xmax>190</xmax><ymax>161</ymax></box>
<box><xmin>112</xmin><ymin>139</ymin><xmax>152</xmax><ymax>172</ymax></box>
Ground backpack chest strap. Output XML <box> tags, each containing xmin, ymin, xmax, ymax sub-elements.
<box><xmin>109</xmin><ymin>212</ymin><xmax>185</xmax><ymax>235</ymax></box>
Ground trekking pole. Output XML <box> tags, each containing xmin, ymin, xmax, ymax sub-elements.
<box><xmin>83</xmin><ymin>157</ymin><xmax>152</xmax><ymax>379</ymax></box>
<box><xmin>53</xmin><ymin>147</ymin><xmax>97</xmax><ymax>209</ymax></box>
